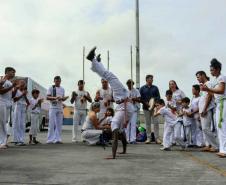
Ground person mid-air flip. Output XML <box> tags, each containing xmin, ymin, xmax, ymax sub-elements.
<box><xmin>86</xmin><ymin>47</ymin><xmax>134</xmax><ymax>159</ymax></box>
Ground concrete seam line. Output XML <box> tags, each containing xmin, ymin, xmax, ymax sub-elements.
<box><xmin>181</xmin><ymin>152</ymin><xmax>226</xmax><ymax>177</ymax></box>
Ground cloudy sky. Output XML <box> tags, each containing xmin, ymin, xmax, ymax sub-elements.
<box><xmin>0</xmin><ymin>0</ymin><xmax>226</xmax><ymax>103</ymax></box>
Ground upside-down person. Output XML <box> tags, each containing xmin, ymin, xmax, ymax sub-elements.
<box><xmin>86</xmin><ymin>47</ymin><xmax>134</xmax><ymax>159</ymax></box>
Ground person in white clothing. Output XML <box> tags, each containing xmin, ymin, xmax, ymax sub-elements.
<box><xmin>47</xmin><ymin>76</ymin><xmax>69</xmax><ymax>144</ymax></box>
<box><xmin>190</xmin><ymin>85</ymin><xmax>204</xmax><ymax>147</ymax></box>
<box><xmin>154</xmin><ymin>99</ymin><xmax>177</xmax><ymax>151</ymax></box>
<box><xmin>126</xmin><ymin>79</ymin><xmax>141</xmax><ymax>144</ymax></box>
<box><xmin>70</xmin><ymin>80</ymin><xmax>92</xmax><ymax>142</ymax></box>
<box><xmin>201</xmin><ymin>59</ymin><xmax>226</xmax><ymax>158</ymax></box>
<box><xmin>196</xmin><ymin>71</ymin><xmax>218</xmax><ymax>152</ymax></box>
<box><xmin>0</xmin><ymin>67</ymin><xmax>16</xmax><ymax>149</ymax></box>
<box><xmin>95</xmin><ymin>79</ymin><xmax>114</xmax><ymax>120</ymax></box>
<box><xmin>13</xmin><ymin>80</ymin><xmax>30</xmax><ymax>146</ymax></box>
<box><xmin>29</xmin><ymin>89</ymin><xmax>43</xmax><ymax>144</ymax></box>
<box><xmin>169</xmin><ymin>80</ymin><xmax>186</xmax><ymax>145</ymax></box>
<box><xmin>86</xmin><ymin>47</ymin><xmax>134</xmax><ymax>159</ymax></box>
<box><xmin>81</xmin><ymin>102</ymin><xmax>111</xmax><ymax>145</ymax></box>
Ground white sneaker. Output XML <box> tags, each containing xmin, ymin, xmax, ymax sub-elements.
<box><xmin>72</xmin><ymin>139</ymin><xmax>79</xmax><ymax>143</ymax></box>
<box><xmin>145</xmin><ymin>138</ymin><xmax>151</xmax><ymax>144</ymax></box>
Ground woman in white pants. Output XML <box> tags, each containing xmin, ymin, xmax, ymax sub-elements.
<box><xmin>201</xmin><ymin>58</ymin><xmax>226</xmax><ymax>158</ymax></box>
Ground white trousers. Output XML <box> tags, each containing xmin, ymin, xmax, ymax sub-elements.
<box><xmin>200</xmin><ymin>109</ymin><xmax>218</xmax><ymax>148</ymax></box>
<box><xmin>174</xmin><ymin>123</ymin><xmax>190</xmax><ymax>147</ymax></box>
<box><xmin>216</xmin><ymin>100</ymin><xmax>226</xmax><ymax>154</ymax></box>
<box><xmin>126</xmin><ymin>111</ymin><xmax>137</xmax><ymax>142</ymax></box>
<box><xmin>163</xmin><ymin>122</ymin><xmax>187</xmax><ymax>148</ymax></box>
<box><xmin>91</xmin><ymin>59</ymin><xmax>133</xmax><ymax>131</ymax></box>
<box><xmin>143</xmin><ymin>110</ymin><xmax>160</xmax><ymax>139</ymax></box>
<box><xmin>29</xmin><ymin>113</ymin><xmax>40</xmax><ymax>137</ymax></box>
<box><xmin>0</xmin><ymin>102</ymin><xmax>7</xmax><ymax>145</ymax></box>
<box><xmin>192</xmin><ymin>118</ymin><xmax>204</xmax><ymax>146</ymax></box>
<box><xmin>47</xmin><ymin>108</ymin><xmax>63</xmax><ymax>143</ymax></box>
<box><xmin>81</xmin><ymin>129</ymin><xmax>102</xmax><ymax>145</ymax></box>
<box><xmin>72</xmin><ymin>109</ymin><xmax>86</xmax><ymax>141</ymax></box>
<box><xmin>13</xmin><ymin>104</ymin><xmax>26</xmax><ymax>143</ymax></box>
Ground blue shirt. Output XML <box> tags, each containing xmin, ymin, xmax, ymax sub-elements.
<box><xmin>140</xmin><ymin>84</ymin><xmax>160</xmax><ymax>110</ymax></box>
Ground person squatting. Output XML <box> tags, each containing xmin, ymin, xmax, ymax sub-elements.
<box><xmin>0</xmin><ymin>52</ymin><xmax>226</xmax><ymax>159</ymax></box>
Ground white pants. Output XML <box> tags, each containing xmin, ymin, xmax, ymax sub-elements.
<box><xmin>81</xmin><ymin>129</ymin><xmax>102</xmax><ymax>145</ymax></box>
<box><xmin>13</xmin><ymin>104</ymin><xmax>26</xmax><ymax>143</ymax></box>
<box><xmin>216</xmin><ymin>100</ymin><xmax>226</xmax><ymax>154</ymax></box>
<box><xmin>200</xmin><ymin>109</ymin><xmax>218</xmax><ymax>148</ymax></box>
<box><xmin>72</xmin><ymin>109</ymin><xmax>86</xmax><ymax>141</ymax></box>
<box><xmin>192</xmin><ymin>118</ymin><xmax>204</xmax><ymax>146</ymax></box>
<box><xmin>29</xmin><ymin>113</ymin><xmax>40</xmax><ymax>137</ymax></box>
<box><xmin>0</xmin><ymin>102</ymin><xmax>7</xmax><ymax>145</ymax></box>
<box><xmin>91</xmin><ymin>59</ymin><xmax>133</xmax><ymax>131</ymax></box>
<box><xmin>143</xmin><ymin>110</ymin><xmax>160</xmax><ymax>139</ymax></box>
<box><xmin>6</xmin><ymin>106</ymin><xmax>13</xmax><ymax>136</ymax></box>
<box><xmin>47</xmin><ymin>108</ymin><xmax>63</xmax><ymax>143</ymax></box>
<box><xmin>126</xmin><ymin>111</ymin><xmax>137</xmax><ymax>142</ymax></box>
<box><xmin>174</xmin><ymin>123</ymin><xmax>189</xmax><ymax>147</ymax></box>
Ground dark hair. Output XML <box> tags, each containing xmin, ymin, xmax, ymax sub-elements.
<box><xmin>210</xmin><ymin>58</ymin><xmax>222</xmax><ymax>70</ymax></box>
<box><xmin>106</xmin><ymin>107</ymin><xmax>115</xmax><ymax>117</ymax></box>
<box><xmin>90</xmin><ymin>102</ymin><xmax>100</xmax><ymax>110</ymax></box>
<box><xmin>192</xmin><ymin>84</ymin><xmax>200</xmax><ymax>91</ymax></box>
<box><xmin>5</xmin><ymin>67</ymin><xmax>16</xmax><ymax>74</ymax></box>
<box><xmin>126</xmin><ymin>79</ymin><xmax>134</xmax><ymax>85</ymax></box>
<box><xmin>54</xmin><ymin>76</ymin><xmax>61</xmax><ymax>81</ymax></box>
<box><xmin>155</xmin><ymin>99</ymin><xmax>165</xmax><ymax>106</ymax></box>
<box><xmin>165</xmin><ymin>90</ymin><xmax>173</xmax><ymax>96</ymax></box>
<box><xmin>195</xmin><ymin>71</ymin><xmax>210</xmax><ymax>81</ymax></box>
<box><xmin>78</xmin><ymin>80</ymin><xmax>85</xmax><ymax>85</ymax></box>
<box><xmin>32</xmin><ymin>89</ymin><xmax>40</xmax><ymax>95</ymax></box>
<box><xmin>146</xmin><ymin>75</ymin><xmax>153</xmax><ymax>81</ymax></box>
<box><xmin>181</xmin><ymin>97</ymin><xmax>190</xmax><ymax>104</ymax></box>
<box><xmin>169</xmin><ymin>80</ymin><xmax>179</xmax><ymax>90</ymax></box>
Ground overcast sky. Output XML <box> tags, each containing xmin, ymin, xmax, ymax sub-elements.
<box><xmin>0</xmin><ymin>0</ymin><xmax>226</xmax><ymax>103</ymax></box>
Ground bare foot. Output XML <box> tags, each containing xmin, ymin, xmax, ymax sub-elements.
<box><xmin>117</xmin><ymin>152</ymin><xmax>126</xmax><ymax>154</ymax></box>
<box><xmin>216</xmin><ymin>152</ymin><xmax>226</xmax><ymax>158</ymax></box>
<box><xmin>104</xmin><ymin>156</ymin><xmax>116</xmax><ymax>160</ymax></box>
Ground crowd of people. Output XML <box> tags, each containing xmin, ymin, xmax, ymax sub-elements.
<box><xmin>0</xmin><ymin>47</ymin><xmax>226</xmax><ymax>159</ymax></box>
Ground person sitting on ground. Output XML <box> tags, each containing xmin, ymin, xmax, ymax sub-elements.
<box><xmin>81</xmin><ymin>102</ymin><xmax>111</xmax><ymax>145</ymax></box>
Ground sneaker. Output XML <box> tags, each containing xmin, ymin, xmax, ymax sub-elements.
<box><xmin>129</xmin><ymin>141</ymin><xmax>137</xmax><ymax>144</ymax></box>
<box><xmin>72</xmin><ymin>139</ymin><xmax>79</xmax><ymax>143</ymax></box>
<box><xmin>156</xmin><ymin>138</ymin><xmax>162</xmax><ymax>144</ymax></box>
<box><xmin>55</xmin><ymin>141</ymin><xmax>63</xmax><ymax>144</ymax></box>
<box><xmin>160</xmin><ymin>147</ymin><xmax>171</xmax><ymax>151</ymax></box>
<box><xmin>0</xmin><ymin>145</ymin><xmax>7</xmax><ymax>149</ymax></box>
<box><xmin>209</xmin><ymin>147</ymin><xmax>219</xmax><ymax>153</ymax></box>
<box><xmin>201</xmin><ymin>146</ymin><xmax>211</xmax><ymax>152</ymax></box>
<box><xmin>145</xmin><ymin>139</ymin><xmax>151</xmax><ymax>144</ymax></box>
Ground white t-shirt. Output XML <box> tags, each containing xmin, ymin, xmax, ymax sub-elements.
<box><xmin>128</xmin><ymin>88</ymin><xmax>141</xmax><ymax>111</ymax></box>
<box><xmin>159</xmin><ymin>106</ymin><xmax>177</xmax><ymax>125</ymax></box>
<box><xmin>99</xmin><ymin>88</ymin><xmax>113</xmax><ymax>113</ymax></box>
<box><xmin>199</xmin><ymin>81</ymin><xmax>215</xmax><ymax>113</ymax></box>
<box><xmin>47</xmin><ymin>86</ymin><xmax>65</xmax><ymax>109</ymax></box>
<box><xmin>191</xmin><ymin>96</ymin><xmax>200</xmax><ymax>119</ymax></box>
<box><xmin>100</xmin><ymin>116</ymin><xmax>112</xmax><ymax>126</ymax></box>
<box><xmin>212</xmin><ymin>74</ymin><xmax>226</xmax><ymax>103</ymax></box>
<box><xmin>74</xmin><ymin>90</ymin><xmax>89</xmax><ymax>110</ymax></box>
<box><xmin>0</xmin><ymin>80</ymin><xmax>13</xmax><ymax>107</ymax></box>
<box><xmin>15</xmin><ymin>90</ymin><xmax>27</xmax><ymax>106</ymax></box>
<box><xmin>182</xmin><ymin>107</ymin><xmax>193</xmax><ymax>126</ymax></box>
<box><xmin>165</xmin><ymin>99</ymin><xmax>177</xmax><ymax>109</ymax></box>
<box><xmin>172</xmin><ymin>89</ymin><xmax>186</xmax><ymax>111</ymax></box>
<box><xmin>29</xmin><ymin>98</ymin><xmax>41</xmax><ymax>114</ymax></box>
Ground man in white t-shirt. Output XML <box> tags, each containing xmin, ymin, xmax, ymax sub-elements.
<box><xmin>0</xmin><ymin>67</ymin><xmax>16</xmax><ymax>149</ymax></box>
<box><xmin>95</xmin><ymin>79</ymin><xmax>114</xmax><ymax>120</ymax></box>
<box><xmin>47</xmin><ymin>76</ymin><xmax>69</xmax><ymax>144</ymax></box>
<box><xmin>70</xmin><ymin>80</ymin><xmax>92</xmax><ymax>142</ymax></box>
<box><xmin>126</xmin><ymin>79</ymin><xmax>141</xmax><ymax>144</ymax></box>
<box><xmin>196</xmin><ymin>71</ymin><xmax>218</xmax><ymax>152</ymax></box>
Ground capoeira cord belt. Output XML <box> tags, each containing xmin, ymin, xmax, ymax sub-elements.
<box><xmin>218</xmin><ymin>97</ymin><xmax>226</xmax><ymax>128</ymax></box>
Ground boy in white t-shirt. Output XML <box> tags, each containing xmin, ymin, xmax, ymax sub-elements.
<box><xmin>13</xmin><ymin>80</ymin><xmax>30</xmax><ymax>146</ymax></box>
<box><xmin>29</xmin><ymin>89</ymin><xmax>43</xmax><ymax>144</ymax></box>
<box><xmin>47</xmin><ymin>76</ymin><xmax>69</xmax><ymax>144</ymax></box>
<box><xmin>154</xmin><ymin>99</ymin><xmax>177</xmax><ymax>151</ymax></box>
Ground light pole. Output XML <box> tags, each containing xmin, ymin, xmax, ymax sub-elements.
<box><xmin>135</xmin><ymin>0</ymin><xmax>140</xmax><ymax>89</ymax></box>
